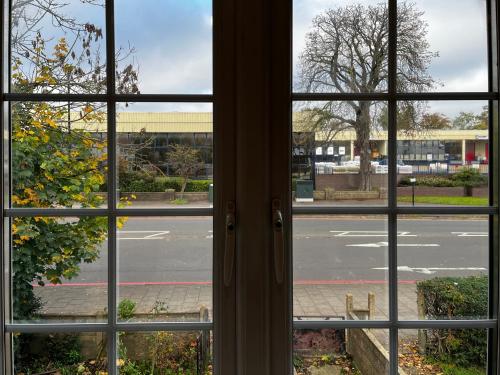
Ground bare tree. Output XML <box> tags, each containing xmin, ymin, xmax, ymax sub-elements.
<box><xmin>11</xmin><ymin>0</ymin><xmax>139</xmax><ymax>96</ymax></box>
<box><xmin>166</xmin><ymin>144</ymin><xmax>204</xmax><ymax>196</ymax></box>
<box><xmin>298</xmin><ymin>2</ymin><xmax>436</xmax><ymax>190</ymax></box>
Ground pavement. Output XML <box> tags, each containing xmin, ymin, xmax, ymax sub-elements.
<box><xmin>34</xmin><ymin>282</ymin><xmax>418</xmax><ymax>321</ymax></box>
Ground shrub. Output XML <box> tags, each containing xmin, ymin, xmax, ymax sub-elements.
<box><xmin>399</xmin><ymin>175</ymin><xmax>455</xmax><ymax>187</ymax></box>
<box><xmin>451</xmin><ymin>168</ymin><xmax>488</xmax><ymax>196</ymax></box>
<box><xmin>118</xmin><ymin>171</ymin><xmax>213</xmax><ymax>193</ymax></box>
<box><xmin>119</xmin><ymin>298</ymin><xmax>137</xmax><ymax>321</ymax></box>
<box><xmin>15</xmin><ymin>333</ymin><xmax>83</xmax><ymax>373</ymax></box>
<box><xmin>417</xmin><ymin>276</ymin><xmax>488</xmax><ymax>367</ymax></box>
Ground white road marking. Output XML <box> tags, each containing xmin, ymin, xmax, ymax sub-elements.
<box><xmin>330</xmin><ymin>230</ymin><xmax>416</xmax><ymax>237</ymax></box>
<box><xmin>452</xmin><ymin>232</ymin><xmax>488</xmax><ymax>237</ymax></box>
<box><xmin>373</xmin><ymin>266</ymin><xmax>487</xmax><ymax>274</ymax></box>
<box><xmin>346</xmin><ymin>242</ymin><xmax>439</xmax><ymax>248</ymax></box>
<box><xmin>118</xmin><ymin>230</ymin><xmax>170</xmax><ymax>240</ymax></box>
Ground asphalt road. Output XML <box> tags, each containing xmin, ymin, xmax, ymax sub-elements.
<box><xmin>71</xmin><ymin>216</ymin><xmax>489</xmax><ymax>284</ymax></box>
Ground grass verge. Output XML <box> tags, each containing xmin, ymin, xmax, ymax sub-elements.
<box><xmin>397</xmin><ymin>196</ymin><xmax>488</xmax><ymax>206</ymax></box>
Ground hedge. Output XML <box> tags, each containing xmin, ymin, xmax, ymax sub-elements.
<box><xmin>399</xmin><ymin>170</ymin><xmax>487</xmax><ymax>188</ymax></box>
<box><xmin>417</xmin><ymin>276</ymin><xmax>488</xmax><ymax>367</ymax></box>
<box><xmin>118</xmin><ymin>171</ymin><xmax>212</xmax><ymax>192</ymax></box>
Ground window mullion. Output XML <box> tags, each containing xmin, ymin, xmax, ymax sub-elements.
<box><xmin>388</xmin><ymin>0</ymin><xmax>398</xmax><ymax>374</ymax></box>
<box><xmin>104</xmin><ymin>0</ymin><xmax>117</xmax><ymax>373</ymax></box>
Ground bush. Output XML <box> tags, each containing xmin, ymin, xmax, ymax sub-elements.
<box><xmin>119</xmin><ymin>298</ymin><xmax>137</xmax><ymax>321</ymax></box>
<box><xmin>118</xmin><ymin>171</ymin><xmax>213</xmax><ymax>193</ymax></box>
<box><xmin>15</xmin><ymin>333</ymin><xmax>82</xmax><ymax>373</ymax></box>
<box><xmin>399</xmin><ymin>175</ymin><xmax>455</xmax><ymax>187</ymax></box>
<box><xmin>417</xmin><ymin>276</ymin><xmax>488</xmax><ymax>367</ymax></box>
<box><xmin>451</xmin><ymin>168</ymin><xmax>488</xmax><ymax>196</ymax></box>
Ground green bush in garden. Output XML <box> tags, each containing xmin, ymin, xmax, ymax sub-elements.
<box><xmin>399</xmin><ymin>175</ymin><xmax>455</xmax><ymax>187</ymax></box>
<box><xmin>451</xmin><ymin>168</ymin><xmax>488</xmax><ymax>196</ymax></box>
<box><xmin>417</xmin><ymin>276</ymin><xmax>488</xmax><ymax>367</ymax></box>
<box><xmin>118</xmin><ymin>171</ymin><xmax>212</xmax><ymax>193</ymax></box>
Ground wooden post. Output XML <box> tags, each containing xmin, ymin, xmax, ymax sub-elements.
<box><xmin>199</xmin><ymin>305</ymin><xmax>210</xmax><ymax>371</ymax></box>
<box><xmin>368</xmin><ymin>292</ymin><xmax>375</xmax><ymax>320</ymax></box>
<box><xmin>346</xmin><ymin>293</ymin><xmax>353</xmax><ymax>319</ymax></box>
<box><xmin>417</xmin><ymin>289</ymin><xmax>427</xmax><ymax>354</ymax></box>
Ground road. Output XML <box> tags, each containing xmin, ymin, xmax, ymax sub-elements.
<box><xmin>69</xmin><ymin>216</ymin><xmax>488</xmax><ymax>285</ymax></box>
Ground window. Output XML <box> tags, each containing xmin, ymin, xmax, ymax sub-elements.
<box><xmin>1</xmin><ymin>0</ymin><xmax>499</xmax><ymax>374</ymax></box>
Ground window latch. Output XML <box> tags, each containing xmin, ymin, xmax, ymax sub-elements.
<box><xmin>224</xmin><ymin>201</ymin><xmax>236</xmax><ymax>287</ymax></box>
<box><xmin>272</xmin><ymin>198</ymin><xmax>284</xmax><ymax>284</ymax></box>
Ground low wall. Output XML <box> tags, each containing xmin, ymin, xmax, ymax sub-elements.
<box><xmin>316</xmin><ymin>174</ymin><xmax>401</xmax><ymax>191</ymax></box>
<box><xmin>345</xmin><ymin>294</ymin><xmax>408</xmax><ymax>375</ymax></box>
<box><xmin>346</xmin><ymin>326</ymin><xmax>391</xmax><ymax>375</ymax></box>
<box><xmin>317</xmin><ymin>174</ymin><xmax>488</xmax><ymax>197</ymax></box>
<box><xmin>37</xmin><ymin>308</ymin><xmax>207</xmax><ymax>360</ymax></box>
<box><xmin>120</xmin><ymin>191</ymin><xmax>209</xmax><ymax>202</ymax></box>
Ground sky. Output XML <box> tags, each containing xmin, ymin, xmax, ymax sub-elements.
<box><xmin>15</xmin><ymin>0</ymin><xmax>490</xmax><ymax>117</ymax></box>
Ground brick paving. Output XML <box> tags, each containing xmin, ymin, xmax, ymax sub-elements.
<box><xmin>34</xmin><ymin>283</ymin><xmax>418</xmax><ymax>320</ymax></box>
<box><xmin>33</xmin><ymin>282</ymin><xmax>423</xmax><ymax>348</ymax></box>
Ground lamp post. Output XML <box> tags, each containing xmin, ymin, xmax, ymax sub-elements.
<box><xmin>410</xmin><ymin>177</ymin><xmax>416</xmax><ymax>206</ymax></box>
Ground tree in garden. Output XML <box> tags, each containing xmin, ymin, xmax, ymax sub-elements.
<box><xmin>166</xmin><ymin>144</ymin><xmax>204</xmax><ymax>196</ymax></box>
<box><xmin>11</xmin><ymin>52</ymin><xmax>110</xmax><ymax>321</ymax></box>
<box><xmin>10</xmin><ymin>0</ymin><xmax>140</xmax><ymax>321</ymax></box>
<box><xmin>298</xmin><ymin>2</ymin><xmax>436</xmax><ymax>190</ymax></box>
<box><xmin>11</xmin><ymin>0</ymin><xmax>139</xmax><ymax>95</ymax></box>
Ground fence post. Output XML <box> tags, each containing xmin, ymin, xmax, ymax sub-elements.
<box><xmin>368</xmin><ymin>292</ymin><xmax>375</xmax><ymax>320</ymax></box>
<box><xmin>417</xmin><ymin>289</ymin><xmax>427</xmax><ymax>354</ymax></box>
<box><xmin>199</xmin><ymin>306</ymin><xmax>210</xmax><ymax>373</ymax></box>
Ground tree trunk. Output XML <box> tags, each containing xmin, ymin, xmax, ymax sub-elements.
<box><xmin>180</xmin><ymin>176</ymin><xmax>188</xmax><ymax>199</ymax></box>
<box><xmin>355</xmin><ymin>102</ymin><xmax>372</xmax><ymax>191</ymax></box>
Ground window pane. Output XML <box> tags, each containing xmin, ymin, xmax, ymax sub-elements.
<box><xmin>293</xmin><ymin>102</ymin><xmax>388</xmax><ymax>207</ymax></box>
<box><xmin>11</xmin><ymin>102</ymin><xmax>107</xmax><ymax>209</ymax></box>
<box><xmin>116</xmin><ymin>103</ymin><xmax>213</xmax><ymax>209</ymax></box>
<box><xmin>397</xmin><ymin>101</ymin><xmax>489</xmax><ymax>207</ymax></box>
<box><xmin>397</xmin><ymin>0</ymin><xmax>488</xmax><ymax>92</ymax></box>
<box><xmin>293</xmin><ymin>215</ymin><xmax>388</xmax><ymax>320</ymax></box>
<box><xmin>10</xmin><ymin>216</ymin><xmax>108</xmax><ymax>323</ymax></box>
<box><xmin>293</xmin><ymin>328</ymin><xmax>390</xmax><ymax>375</ymax></box>
<box><xmin>12</xmin><ymin>332</ymin><xmax>107</xmax><ymax>375</ymax></box>
<box><xmin>397</xmin><ymin>215</ymin><xmax>488</xmax><ymax>320</ymax></box>
<box><xmin>115</xmin><ymin>0</ymin><xmax>213</xmax><ymax>94</ymax></box>
<box><xmin>117</xmin><ymin>216</ymin><xmax>212</xmax><ymax>323</ymax></box>
<box><xmin>11</xmin><ymin>0</ymin><xmax>106</xmax><ymax>94</ymax></box>
<box><xmin>293</xmin><ymin>0</ymin><xmax>388</xmax><ymax>93</ymax></box>
<box><xmin>399</xmin><ymin>329</ymin><xmax>487</xmax><ymax>374</ymax></box>
<box><xmin>117</xmin><ymin>330</ymin><xmax>212</xmax><ymax>374</ymax></box>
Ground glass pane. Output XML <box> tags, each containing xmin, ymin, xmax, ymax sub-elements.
<box><xmin>397</xmin><ymin>101</ymin><xmax>489</xmax><ymax>207</ymax></box>
<box><xmin>117</xmin><ymin>330</ymin><xmax>212</xmax><ymax>374</ymax></box>
<box><xmin>10</xmin><ymin>216</ymin><xmax>108</xmax><ymax>323</ymax></box>
<box><xmin>293</xmin><ymin>0</ymin><xmax>388</xmax><ymax>93</ymax></box>
<box><xmin>293</xmin><ymin>215</ymin><xmax>388</xmax><ymax>320</ymax></box>
<box><xmin>11</xmin><ymin>0</ymin><xmax>106</xmax><ymax>94</ymax></box>
<box><xmin>397</xmin><ymin>215</ymin><xmax>488</xmax><ymax>320</ymax></box>
<box><xmin>115</xmin><ymin>0</ymin><xmax>212</xmax><ymax>94</ymax></box>
<box><xmin>399</xmin><ymin>329</ymin><xmax>487</xmax><ymax>374</ymax></box>
<box><xmin>11</xmin><ymin>102</ymin><xmax>108</xmax><ymax>208</ymax></box>
<box><xmin>293</xmin><ymin>328</ymin><xmax>389</xmax><ymax>374</ymax></box>
<box><xmin>116</xmin><ymin>103</ymin><xmax>213</xmax><ymax>209</ymax></box>
<box><xmin>397</xmin><ymin>0</ymin><xmax>488</xmax><ymax>92</ymax></box>
<box><xmin>117</xmin><ymin>216</ymin><xmax>212</xmax><ymax>323</ymax></box>
<box><xmin>13</xmin><ymin>332</ymin><xmax>107</xmax><ymax>375</ymax></box>
<box><xmin>293</xmin><ymin>102</ymin><xmax>388</xmax><ymax>207</ymax></box>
